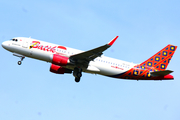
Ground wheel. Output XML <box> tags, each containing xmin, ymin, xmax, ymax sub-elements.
<box><xmin>18</xmin><ymin>61</ymin><xmax>22</xmax><ymax>65</ymax></box>
<box><xmin>77</xmin><ymin>72</ymin><xmax>82</xmax><ymax>78</ymax></box>
<box><xmin>75</xmin><ymin>77</ymin><xmax>80</xmax><ymax>82</ymax></box>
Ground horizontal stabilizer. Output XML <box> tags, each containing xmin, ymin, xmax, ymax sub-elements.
<box><xmin>150</xmin><ymin>70</ymin><xmax>173</xmax><ymax>77</ymax></box>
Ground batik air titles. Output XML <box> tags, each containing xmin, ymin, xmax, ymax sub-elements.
<box><xmin>1</xmin><ymin>36</ymin><xmax>177</xmax><ymax>82</ymax></box>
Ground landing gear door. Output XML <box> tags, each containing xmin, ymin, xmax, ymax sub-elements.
<box><xmin>22</xmin><ymin>39</ymin><xmax>29</xmax><ymax>48</ymax></box>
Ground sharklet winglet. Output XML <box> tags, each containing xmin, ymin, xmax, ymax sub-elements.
<box><xmin>108</xmin><ymin>36</ymin><xmax>118</xmax><ymax>46</ymax></box>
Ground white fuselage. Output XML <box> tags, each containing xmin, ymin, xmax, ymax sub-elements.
<box><xmin>2</xmin><ymin>37</ymin><xmax>136</xmax><ymax>76</ymax></box>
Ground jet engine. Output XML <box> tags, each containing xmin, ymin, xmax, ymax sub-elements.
<box><xmin>50</xmin><ymin>64</ymin><xmax>72</xmax><ymax>74</ymax></box>
<box><xmin>51</xmin><ymin>54</ymin><xmax>69</xmax><ymax>66</ymax></box>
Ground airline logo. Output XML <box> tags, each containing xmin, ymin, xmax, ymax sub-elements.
<box><xmin>30</xmin><ymin>41</ymin><xmax>56</xmax><ymax>53</ymax></box>
<box><xmin>29</xmin><ymin>41</ymin><xmax>68</xmax><ymax>55</ymax></box>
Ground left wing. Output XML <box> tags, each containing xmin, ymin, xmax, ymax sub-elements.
<box><xmin>69</xmin><ymin>36</ymin><xmax>118</xmax><ymax>65</ymax></box>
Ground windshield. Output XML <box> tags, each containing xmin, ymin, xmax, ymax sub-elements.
<box><xmin>11</xmin><ymin>39</ymin><xmax>18</xmax><ymax>42</ymax></box>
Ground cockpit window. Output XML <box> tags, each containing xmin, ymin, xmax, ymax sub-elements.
<box><xmin>11</xmin><ymin>39</ymin><xmax>18</xmax><ymax>42</ymax></box>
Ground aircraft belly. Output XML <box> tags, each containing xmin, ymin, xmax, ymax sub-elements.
<box><xmin>29</xmin><ymin>49</ymin><xmax>52</xmax><ymax>62</ymax></box>
<box><xmin>90</xmin><ymin>62</ymin><xmax>125</xmax><ymax>76</ymax></box>
<box><xmin>11</xmin><ymin>46</ymin><xmax>52</xmax><ymax>62</ymax></box>
<box><xmin>99</xmin><ymin>67</ymin><xmax>125</xmax><ymax>76</ymax></box>
<box><xmin>10</xmin><ymin>45</ymin><xmax>31</xmax><ymax>57</ymax></box>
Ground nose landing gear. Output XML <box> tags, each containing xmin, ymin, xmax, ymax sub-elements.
<box><xmin>73</xmin><ymin>67</ymin><xmax>82</xmax><ymax>82</ymax></box>
<box><xmin>18</xmin><ymin>61</ymin><xmax>22</xmax><ymax>65</ymax></box>
<box><xmin>13</xmin><ymin>53</ymin><xmax>25</xmax><ymax>65</ymax></box>
<box><xmin>17</xmin><ymin>56</ymin><xmax>25</xmax><ymax>65</ymax></box>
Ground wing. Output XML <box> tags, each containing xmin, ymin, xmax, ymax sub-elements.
<box><xmin>69</xmin><ymin>36</ymin><xmax>118</xmax><ymax>66</ymax></box>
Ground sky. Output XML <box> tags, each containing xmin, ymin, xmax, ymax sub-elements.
<box><xmin>0</xmin><ymin>0</ymin><xmax>180</xmax><ymax>120</ymax></box>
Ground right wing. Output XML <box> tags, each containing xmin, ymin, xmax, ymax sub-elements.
<box><xmin>69</xmin><ymin>36</ymin><xmax>119</xmax><ymax>66</ymax></box>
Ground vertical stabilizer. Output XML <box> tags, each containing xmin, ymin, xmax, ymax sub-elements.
<box><xmin>139</xmin><ymin>44</ymin><xmax>177</xmax><ymax>71</ymax></box>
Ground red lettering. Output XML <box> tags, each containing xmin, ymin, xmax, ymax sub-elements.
<box><xmin>111</xmin><ymin>66</ymin><xmax>124</xmax><ymax>70</ymax></box>
<box><xmin>31</xmin><ymin>41</ymin><xmax>40</xmax><ymax>48</ymax></box>
<box><xmin>41</xmin><ymin>45</ymin><xmax>47</xmax><ymax>51</ymax></box>
<box><xmin>38</xmin><ymin>45</ymin><xmax>43</xmax><ymax>50</ymax></box>
<box><xmin>46</xmin><ymin>46</ymin><xmax>50</xmax><ymax>51</ymax></box>
<box><xmin>51</xmin><ymin>46</ymin><xmax>57</xmax><ymax>53</ymax></box>
<box><xmin>32</xmin><ymin>41</ymin><xmax>57</xmax><ymax>53</ymax></box>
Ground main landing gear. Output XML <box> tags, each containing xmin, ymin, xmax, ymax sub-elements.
<box><xmin>73</xmin><ymin>67</ymin><xmax>82</xmax><ymax>83</ymax></box>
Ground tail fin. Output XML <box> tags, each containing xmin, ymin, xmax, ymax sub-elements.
<box><xmin>139</xmin><ymin>44</ymin><xmax>177</xmax><ymax>71</ymax></box>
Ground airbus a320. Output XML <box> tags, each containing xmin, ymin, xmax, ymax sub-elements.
<box><xmin>1</xmin><ymin>36</ymin><xmax>177</xmax><ymax>82</ymax></box>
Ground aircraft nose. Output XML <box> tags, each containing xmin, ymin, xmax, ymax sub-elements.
<box><xmin>2</xmin><ymin>41</ymin><xmax>8</xmax><ymax>49</ymax></box>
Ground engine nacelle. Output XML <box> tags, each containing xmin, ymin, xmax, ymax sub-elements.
<box><xmin>50</xmin><ymin>64</ymin><xmax>72</xmax><ymax>74</ymax></box>
<box><xmin>51</xmin><ymin>54</ymin><xmax>69</xmax><ymax>66</ymax></box>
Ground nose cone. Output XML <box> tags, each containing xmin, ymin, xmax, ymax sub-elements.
<box><xmin>2</xmin><ymin>41</ymin><xmax>8</xmax><ymax>49</ymax></box>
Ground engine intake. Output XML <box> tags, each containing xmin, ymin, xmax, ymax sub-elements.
<box><xmin>50</xmin><ymin>64</ymin><xmax>72</xmax><ymax>74</ymax></box>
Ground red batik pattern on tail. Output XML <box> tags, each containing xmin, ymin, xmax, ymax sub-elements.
<box><xmin>138</xmin><ymin>44</ymin><xmax>177</xmax><ymax>71</ymax></box>
<box><xmin>111</xmin><ymin>44</ymin><xmax>177</xmax><ymax>80</ymax></box>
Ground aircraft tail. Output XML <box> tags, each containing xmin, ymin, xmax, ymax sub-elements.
<box><xmin>138</xmin><ymin>44</ymin><xmax>177</xmax><ymax>71</ymax></box>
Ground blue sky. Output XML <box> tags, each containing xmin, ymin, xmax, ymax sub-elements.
<box><xmin>0</xmin><ymin>0</ymin><xmax>180</xmax><ymax>120</ymax></box>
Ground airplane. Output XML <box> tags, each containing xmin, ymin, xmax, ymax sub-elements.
<box><xmin>1</xmin><ymin>36</ymin><xmax>177</xmax><ymax>82</ymax></box>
